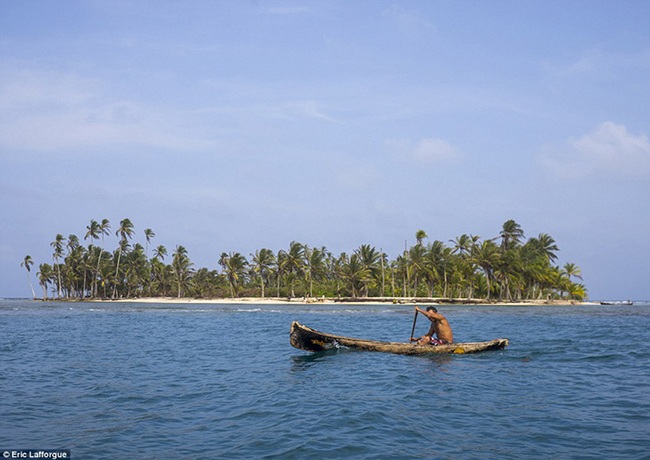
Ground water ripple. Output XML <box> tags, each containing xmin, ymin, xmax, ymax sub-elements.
<box><xmin>1</xmin><ymin>300</ymin><xmax>649</xmax><ymax>459</ymax></box>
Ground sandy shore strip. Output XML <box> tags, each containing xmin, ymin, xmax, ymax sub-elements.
<box><xmin>92</xmin><ymin>297</ymin><xmax>596</xmax><ymax>306</ymax></box>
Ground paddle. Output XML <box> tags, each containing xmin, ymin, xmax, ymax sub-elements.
<box><xmin>410</xmin><ymin>308</ymin><xmax>418</xmax><ymax>342</ymax></box>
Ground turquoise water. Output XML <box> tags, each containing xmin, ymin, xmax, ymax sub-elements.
<box><xmin>1</xmin><ymin>300</ymin><xmax>649</xmax><ymax>459</ymax></box>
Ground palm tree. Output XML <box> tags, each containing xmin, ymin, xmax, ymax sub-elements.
<box><xmin>149</xmin><ymin>257</ymin><xmax>169</xmax><ymax>296</ymax></box>
<box><xmin>112</xmin><ymin>218</ymin><xmax>135</xmax><ymax>299</ymax></box>
<box><xmin>278</xmin><ymin>241</ymin><xmax>305</xmax><ymax>298</ymax></box>
<box><xmin>64</xmin><ymin>244</ymin><xmax>85</xmax><ymax>298</ymax></box>
<box><xmin>153</xmin><ymin>245</ymin><xmax>167</xmax><ymax>261</ymax></box>
<box><xmin>304</xmin><ymin>246</ymin><xmax>327</xmax><ymax>298</ymax></box>
<box><xmin>86</xmin><ymin>218</ymin><xmax>111</xmax><ymax>297</ymax></box>
<box><xmin>219</xmin><ymin>252</ymin><xmax>248</xmax><ymax>298</ymax></box>
<box><xmin>144</xmin><ymin>228</ymin><xmax>155</xmax><ymax>258</ymax></box>
<box><xmin>562</xmin><ymin>263</ymin><xmax>582</xmax><ymax>282</ymax></box>
<box><xmin>437</xmin><ymin>243</ymin><xmax>455</xmax><ymax>298</ymax></box>
<box><xmin>193</xmin><ymin>267</ymin><xmax>219</xmax><ymax>298</ymax></box>
<box><xmin>93</xmin><ymin>219</ymin><xmax>111</xmax><ymax>297</ymax></box>
<box><xmin>120</xmin><ymin>243</ymin><xmax>147</xmax><ymax>297</ymax></box>
<box><xmin>451</xmin><ymin>234</ymin><xmax>471</xmax><ymax>256</ymax></box>
<box><xmin>519</xmin><ymin>250</ymin><xmax>545</xmax><ymax>299</ymax></box>
<box><xmin>355</xmin><ymin>244</ymin><xmax>381</xmax><ymax>297</ymax></box>
<box><xmin>275</xmin><ymin>250</ymin><xmax>286</xmax><ymax>297</ymax></box>
<box><xmin>532</xmin><ymin>233</ymin><xmax>559</xmax><ymax>263</ymax></box>
<box><xmin>568</xmin><ymin>282</ymin><xmax>587</xmax><ymax>301</ymax></box>
<box><xmin>471</xmin><ymin>240</ymin><xmax>500</xmax><ymax>300</ymax></box>
<box><xmin>423</xmin><ymin>241</ymin><xmax>448</xmax><ymax>297</ymax></box>
<box><xmin>85</xmin><ymin>220</ymin><xmax>101</xmax><ymax>297</ymax></box>
<box><xmin>172</xmin><ymin>245</ymin><xmax>194</xmax><ymax>298</ymax></box>
<box><xmin>379</xmin><ymin>248</ymin><xmax>387</xmax><ymax>296</ymax></box>
<box><xmin>337</xmin><ymin>254</ymin><xmax>371</xmax><ymax>297</ymax></box>
<box><xmin>450</xmin><ymin>234</ymin><xmax>480</xmax><ymax>298</ymax></box>
<box><xmin>391</xmin><ymin>252</ymin><xmax>410</xmax><ymax>298</ymax></box>
<box><xmin>415</xmin><ymin>229</ymin><xmax>428</xmax><ymax>246</ymax></box>
<box><xmin>494</xmin><ymin>246</ymin><xmax>522</xmax><ymax>301</ymax></box>
<box><xmin>21</xmin><ymin>255</ymin><xmax>36</xmax><ymax>299</ymax></box>
<box><xmin>85</xmin><ymin>245</ymin><xmax>102</xmax><ymax>297</ymax></box>
<box><xmin>499</xmin><ymin>219</ymin><xmax>525</xmax><ymax>250</ymax></box>
<box><xmin>37</xmin><ymin>263</ymin><xmax>54</xmax><ymax>300</ymax></box>
<box><xmin>85</xmin><ymin>220</ymin><xmax>100</xmax><ymax>242</ymax></box>
<box><xmin>67</xmin><ymin>234</ymin><xmax>80</xmax><ymax>254</ymax></box>
<box><xmin>251</xmin><ymin>248</ymin><xmax>276</xmax><ymax>298</ymax></box>
<box><xmin>97</xmin><ymin>255</ymin><xmax>114</xmax><ymax>298</ymax></box>
<box><xmin>64</xmin><ymin>234</ymin><xmax>82</xmax><ymax>298</ymax></box>
<box><xmin>408</xmin><ymin>243</ymin><xmax>427</xmax><ymax>296</ymax></box>
<box><xmin>99</xmin><ymin>219</ymin><xmax>111</xmax><ymax>244</ymax></box>
<box><xmin>50</xmin><ymin>234</ymin><xmax>66</xmax><ymax>298</ymax></box>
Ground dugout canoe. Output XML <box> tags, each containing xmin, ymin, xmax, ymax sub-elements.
<box><xmin>290</xmin><ymin>321</ymin><xmax>508</xmax><ymax>355</ymax></box>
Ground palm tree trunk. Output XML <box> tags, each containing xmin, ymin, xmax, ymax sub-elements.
<box><xmin>443</xmin><ymin>270</ymin><xmax>448</xmax><ymax>297</ymax></box>
<box><xmin>26</xmin><ymin>272</ymin><xmax>36</xmax><ymax>299</ymax></box>
<box><xmin>483</xmin><ymin>267</ymin><xmax>491</xmax><ymax>300</ymax></box>
<box><xmin>54</xmin><ymin>261</ymin><xmax>62</xmax><ymax>298</ymax></box>
<box><xmin>112</xmin><ymin>249</ymin><xmax>122</xmax><ymax>299</ymax></box>
<box><xmin>380</xmin><ymin>250</ymin><xmax>385</xmax><ymax>296</ymax></box>
<box><xmin>94</xmin><ymin>251</ymin><xmax>103</xmax><ymax>298</ymax></box>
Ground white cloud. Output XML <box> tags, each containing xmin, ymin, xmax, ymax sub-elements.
<box><xmin>285</xmin><ymin>100</ymin><xmax>334</xmax><ymax>121</ymax></box>
<box><xmin>385</xmin><ymin>137</ymin><xmax>460</xmax><ymax>164</ymax></box>
<box><xmin>540</xmin><ymin>122</ymin><xmax>650</xmax><ymax>179</ymax></box>
<box><xmin>0</xmin><ymin>66</ymin><xmax>218</xmax><ymax>154</ymax></box>
<box><xmin>548</xmin><ymin>48</ymin><xmax>650</xmax><ymax>80</ymax></box>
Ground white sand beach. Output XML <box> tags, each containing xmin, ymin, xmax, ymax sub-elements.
<box><xmin>98</xmin><ymin>297</ymin><xmax>594</xmax><ymax>306</ymax></box>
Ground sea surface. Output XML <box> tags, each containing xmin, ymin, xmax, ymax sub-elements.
<box><xmin>1</xmin><ymin>299</ymin><xmax>649</xmax><ymax>459</ymax></box>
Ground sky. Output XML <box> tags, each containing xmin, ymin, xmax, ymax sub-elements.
<box><xmin>1</xmin><ymin>1</ymin><xmax>649</xmax><ymax>300</ymax></box>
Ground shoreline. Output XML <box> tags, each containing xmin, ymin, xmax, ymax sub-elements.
<box><xmin>81</xmin><ymin>296</ymin><xmax>596</xmax><ymax>306</ymax></box>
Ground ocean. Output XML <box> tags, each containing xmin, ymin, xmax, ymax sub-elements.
<box><xmin>1</xmin><ymin>299</ymin><xmax>648</xmax><ymax>459</ymax></box>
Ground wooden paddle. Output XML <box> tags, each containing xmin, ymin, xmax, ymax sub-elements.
<box><xmin>410</xmin><ymin>308</ymin><xmax>418</xmax><ymax>342</ymax></box>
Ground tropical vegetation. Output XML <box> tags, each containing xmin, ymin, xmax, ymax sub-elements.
<box><xmin>24</xmin><ymin>218</ymin><xmax>587</xmax><ymax>302</ymax></box>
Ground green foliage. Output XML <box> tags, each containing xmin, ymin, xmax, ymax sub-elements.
<box><xmin>30</xmin><ymin>218</ymin><xmax>588</xmax><ymax>302</ymax></box>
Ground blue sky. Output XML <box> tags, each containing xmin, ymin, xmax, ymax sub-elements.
<box><xmin>1</xmin><ymin>1</ymin><xmax>649</xmax><ymax>300</ymax></box>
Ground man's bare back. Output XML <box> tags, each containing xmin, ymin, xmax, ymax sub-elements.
<box><xmin>412</xmin><ymin>306</ymin><xmax>453</xmax><ymax>344</ymax></box>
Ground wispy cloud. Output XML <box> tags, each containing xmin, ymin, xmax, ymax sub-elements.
<box><xmin>0</xmin><ymin>66</ymin><xmax>219</xmax><ymax>154</ymax></box>
<box><xmin>540</xmin><ymin>122</ymin><xmax>650</xmax><ymax>179</ymax></box>
<box><xmin>548</xmin><ymin>48</ymin><xmax>650</xmax><ymax>80</ymax></box>
<box><xmin>285</xmin><ymin>100</ymin><xmax>334</xmax><ymax>121</ymax></box>
<box><xmin>385</xmin><ymin>137</ymin><xmax>461</xmax><ymax>164</ymax></box>
<box><xmin>0</xmin><ymin>63</ymin><xmax>340</xmax><ymax>156</ymax></box>
<box><xmin>0</xmin><ymin>67</ymin><xmax>97</xmax><ymax>111</ymax></box>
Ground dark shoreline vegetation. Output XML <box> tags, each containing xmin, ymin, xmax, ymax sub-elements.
<box><xmin>21</xmin><ymin>218</ymin><xmax>587</xmax><ymax>302</ymax></box>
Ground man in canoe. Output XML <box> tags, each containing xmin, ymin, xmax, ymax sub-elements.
<box><xmin>411</xmin><ymin>306</ymin><xmax>454</xmax><ymax>345</ymax></box>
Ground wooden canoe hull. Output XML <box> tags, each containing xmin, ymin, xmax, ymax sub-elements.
<box><xmin>290</xmin><ymin>321</ymin><xmax>508</xmax><ymax>355</ymax></box>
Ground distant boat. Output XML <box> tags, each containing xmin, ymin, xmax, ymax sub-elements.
<box><xmin>599</xmin><ymin>300</ymin><xmax>633</xmax><ymax>306</ymax></box>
